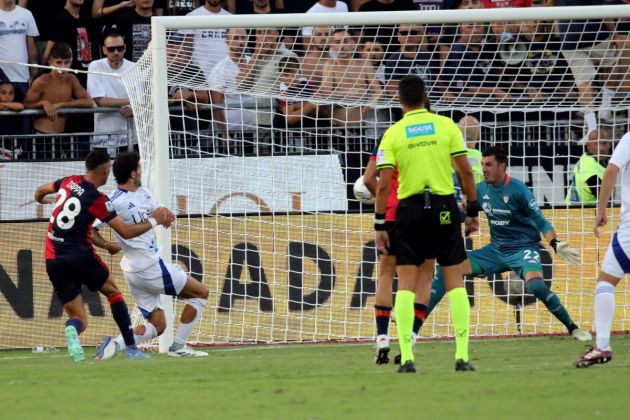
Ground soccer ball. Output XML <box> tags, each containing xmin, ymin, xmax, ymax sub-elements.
<box><xmin>353</xmin><ymin>176</ymin><xmax>375</xmax><ymax>205</ymax></box>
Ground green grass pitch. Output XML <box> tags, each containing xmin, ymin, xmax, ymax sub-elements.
<box><xmin>1</xmin><ymin>336</ymin><xmax>629</xmax><ymax>419</ymax></box>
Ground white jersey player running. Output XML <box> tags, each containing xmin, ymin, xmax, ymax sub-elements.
<box><xmin>575</xmin><ymin>131</ymin><xmax>630</xmax><ymax>368</ymax></box>
<box><xmin>93</xmin><ymin>152</ymin><xmax>210</xmax><ymax>358</ymax></box>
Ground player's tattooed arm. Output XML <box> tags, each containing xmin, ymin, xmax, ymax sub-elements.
<box><xmin>91</xmin><ymin>229</ymin><xmax>122</xmax><ymax>255</ymax></box>
<box><xmin>34</xmin><ymin>182</ymin><xmax>56</xmax><ymax>204</ymax></box>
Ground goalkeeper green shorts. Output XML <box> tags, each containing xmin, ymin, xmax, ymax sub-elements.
<box><xmin>468</xmin><ymin>243</ymin><xmax>543</xmax><ymax>279</ymax></box>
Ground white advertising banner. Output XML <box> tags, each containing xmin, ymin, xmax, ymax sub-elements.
<box><xmin>0</xmin><ymin>154</ymin><xmax>348</xmax><ymax>220</ymax></box>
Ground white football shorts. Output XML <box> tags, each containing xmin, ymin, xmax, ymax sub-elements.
<box><xmin>124</xmin><ymin>259</ymin><xmax>187</xmax><ymax>318</ymax></box>
<box><xmin>601</xmin><ymin>223</ymin><xmax>630</xmax><ymax>278</ymax></box>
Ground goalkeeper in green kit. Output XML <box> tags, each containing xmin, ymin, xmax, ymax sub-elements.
<box><xmin>424</xmin><ymin>147</ymin><xmax>593</xmax><ymax>343</ymax></box>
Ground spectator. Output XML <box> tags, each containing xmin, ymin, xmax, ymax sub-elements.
<box><xmin>274</xmin><ymin>56</ymin><xmax>319</xmax><ymax>131</ymax></box>
<box><xmin>0</xmin><ymin>81</ymin><xmax>25</xmax><ymax>158</ymax></box>
<box><xmin>361</xmin><ymin>40</ymin><xmax>386</xmax><ymax>85</ymax></box>
<box><xmin>411</xmin><ymin>0</ymin><xmax>462</xmax><ymax>10</ymax></box>
<box><xmin>566</xmin><ymin>128</ymin><xmax>613</xmax><ymax>203</ymax></box>
<box><xmin>92</xmin><ymin>0</ymin><xmax>165</xmax><ymax>32</ymax></box>
<box><xmin>556</xmin><ymin>0</ymin><xmax>614</xmax><ymax>135</ymax></box>
<box><xmin>17</xmin><ymin>0</ymin><xmax>64</xmax><ymax>65</ymax></box>
<box><xmin>450</xmin><ymin>0</ymin><xmax>482</xmax><ymax>6</ymax></box>
<box><xmin>45</xmin><ymin>0</ymin><xmax>93</xmax><ymax>87</ymax></box>
<box><xmin>301</xmin><ymin>26</ymin><xmax>332</xmax><ymax>89</ymax></box>
<box><xmin>208</xmin><ymin>28</ymin><xmax>256</xmax><ymax>145</ymax></box>
<box><xmin>482</xmin><ymin>0</ymin><xmax>530</xmax><ymax>6</ymax></box>
<box><xmin>241</xmin><ymin>27</ymin><xmax>298</xmax><ymax>120</ymax></box>
<box><xmin>320</xmin><ymin>28</ymin><xmax>382</xmax><ymax>125</ymax></box>
<box><xmin>601</xmin><ymin>0</ymin><xmax>630</xmax><ymax>119</ymax></box>
<box><xmin>435</xmin><ymin>0</ymin><xmax>483</xmax><ymax>65</ymax></box>
<box><xmin>302</xmin><ymin>1</ymin><xmax>349</xmax><ymax>41</ymax></box>
<box><xmin>23</xmin><ymin>42</ymin><xmax>93</xmax><ymax>158</ymax></box>
<box><xmin>112</xmin><ymin>0</ymin><xmax>154</xmax><ymax>62</ymax></box>
<box><xmin>92</xmin><ymin>0</ymin><xmax>136</xmax><ymax>33</ymax></box>
<box><xmin>358</xmin><ymin>0</ymin><xmax>415</xmax><ymax>55</ymax></box>
<box><xmin>445</xmin><ymin>22</ymin><xmax>512</xmax><ymax>102</ymax></box>
<box><xmin>384</xmin><ymin>24</ymin><xmax>435</xmax><ymax>96</ymax></box>
<box><xmin>242</xmin><ymin>0</ymin><xmax>288</xmax><ymax>53</ymax></box>
<box><xmin>87</xmin><ymin>31</ymin><xmax>133</xmax><ymax>154</ymax></box>
<box><xmin>503</xmin><ymin>20</ymin><xmax>575</xmax><ymax>103</ymax></box>
<box><xmin>0</xmin><ymin>0</ymin><xmax>39</xmax><ymax>102</ymax></box>
<box><xmin>180</xmin><ymin>0</ymin><xmax>230</xmax><ymax>79</ymax></box>
<box><xmin>166</xmin><ymin>36</ymin><xmax>210</xmax><ymax>144</ymax></box>
<box><xmin>170</xmin><ymin>0</ymin><xmax>201</xmax><ymax>15</ymax></box>
<box><xmin>237</xmin><ymin>0</ymin><xmax>284</xmax><ymax>13</ymax></box>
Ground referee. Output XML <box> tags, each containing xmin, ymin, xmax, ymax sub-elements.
<box><xmin>375</xmin><ymin>75</ymin><xmax>480</xmax><ymax>373</ymax></box>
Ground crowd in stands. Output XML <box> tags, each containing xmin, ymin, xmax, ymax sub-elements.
<box><xmin>0</xmin><ymin>0</ymin><xmax>629</xmax><ymax>159</ymax></box>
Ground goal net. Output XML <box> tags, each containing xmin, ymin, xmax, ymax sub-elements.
<box><xmin>119</xmin><ymin>5</ymin><xmax>630</xmax><ymax>347</ymax></box>
<box><xmin>2</xmin><ymin>5</ymin><xmax>630</xmax><ymax>350</ymax></box>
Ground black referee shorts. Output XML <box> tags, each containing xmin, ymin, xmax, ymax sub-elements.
<box><xmin>395</xmin><ymin>193</ymin><xmax>466</xmax><ymax>267</ymax></box>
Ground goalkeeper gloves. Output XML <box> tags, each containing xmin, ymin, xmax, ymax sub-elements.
<box><xmin>550</xmin><ymin>238</ymin><xmax>581</xmax><ymax>265</ymax></box>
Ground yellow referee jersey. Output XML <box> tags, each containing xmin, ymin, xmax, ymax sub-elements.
<box><xmin>376</xmin><ymin>109</ymin><xmax>467</xmax><ymax>199</ymax></box>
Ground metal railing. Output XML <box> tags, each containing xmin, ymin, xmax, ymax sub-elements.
<box><xmin>0</xmin><ymin>107</ymin><xmax>135</xmax><ymax>160</ymax></box>
<box><xmin>3</xmin><ymin>105</ymin><xmax>630</xmax><ymax>160</ymax></box>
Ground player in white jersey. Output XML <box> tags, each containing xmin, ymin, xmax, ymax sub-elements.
<box><xmin>574</xmin><ymin>131</ymin><xmax>630</xmax><ymax>368</ymax></box>
<box><xmin>93</xmin><ymin>152</ymin><xmax>210</xmax><ymax>359</ymax></box>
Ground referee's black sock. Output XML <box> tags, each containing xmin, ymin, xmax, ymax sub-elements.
<box><xmin>108</xmin><ymin>291</ymin><xmax>136</xmax><ymax>348</ymax></box>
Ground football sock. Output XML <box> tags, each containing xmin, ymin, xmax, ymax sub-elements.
<box><xmin>527</xmin><ymin>277</ymin><xmax>575</xmax><ymax>331</ymax></box>
<box><xmin>413</xmin><ymin>303</ymin><xmax>427</xmax><ymax>335</ymax></box>
<box><xmin>448</xmin><ymin>287</ymin><xmax>470</xmax><ymax>362</ymax></box>
<box><xmin>595</xmin><ymin>281</ymin><xmax>615</xmax><ymax>349</ymax></box>
<box><xmin>65</xmin><ymin>318</ymin><xmax>84</xmax><ymax>335</ymax></box>
<box><xmin>171</xmin><ymin>298</ymin><xmax>207</xmax><ymax>351</ymax></box>
<box><xmin>395</xmin><ymin>290</ymin><xmax>415</xmax><ymax>364</ymax></box>
<box><xmin>108</xmin><ymin>291</ymin><xmax>135</xmax><ymax>347</ymax></box>
<box><xmin>374</xmin><ymin>305</ymin><xmax>392</xmax><ymax>336</ymax></box>
<box><xmin>427</xmin><ymin>267</ymin><xmax>446</xmax><ymax>316</ymax></box>
<box><xmin>114</xmin><ymin>322</ymin><xmax>158</xmax><ymax>353</ymax></box>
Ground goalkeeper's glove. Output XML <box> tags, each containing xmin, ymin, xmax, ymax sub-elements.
<box><xmin>550</xmin><ymin>238</ymin><xmax>581</xmax><ymax>265</ymax></box>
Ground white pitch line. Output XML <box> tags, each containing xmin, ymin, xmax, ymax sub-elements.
<box><xmin>0</xmin><ymin>354</ymin><xmax>66</xmax><ymax>361</ymax></box>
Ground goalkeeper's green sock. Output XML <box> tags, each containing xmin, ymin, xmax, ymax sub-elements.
<box><xmin>395</xmin><ymin>290</ymin><xmax>415</xmax><ymax>364</ymax></box>
<box><xmin>448</xmin><ymin>287</ymin><xmax>470</xmax><ymax>362</ymax></box>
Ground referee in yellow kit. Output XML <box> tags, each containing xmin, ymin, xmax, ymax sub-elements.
<box><xmin>375</xmin><ymin>75</ymin><xmax>480</xmax><ymax>373</ymax></box>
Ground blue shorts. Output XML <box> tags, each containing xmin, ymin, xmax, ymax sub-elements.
<box><xmin>468</xmin><ymin>243</ymin><xmax>543</xmax><ymax>279</ymax></box>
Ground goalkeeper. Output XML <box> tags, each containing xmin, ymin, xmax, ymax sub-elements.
<box><xmin>426</xmin><ymin>146</ymin><xmax>592</xmax><ymax>342</ymax></box>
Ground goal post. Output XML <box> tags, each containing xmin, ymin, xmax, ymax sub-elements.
<box><xmin>124</xmin><ymin>5</ymin><xmax>630</xmax><ymax>351</ymax></box>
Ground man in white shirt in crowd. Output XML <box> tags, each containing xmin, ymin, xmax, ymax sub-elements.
<box><xmin>181</xmin><ymin>0</ymin><xmax>230</xmax><ymax>79</ymax></box>
<box><xmin>208</xmin><ymin>27</ymin><xmax>257</xmax><ymax>145</ymax></box>
<box><xmin>0</xmin><ymin>0</ymin><xmax>38</xmax><ymax>101</ymax></box>
<box><xmin>94</xmin><ymin>151</ymin><xmax>210</xmax><ymax>359</ymax></box>
<box><xmin>302</xmin><ymin>0</ymin><xmax>348</xmax><ymax>40</ymax></box>
<box><xmin>87</xmin><ymin>31</ymin><xmax>134</xmax><ymax>155</ymax></box>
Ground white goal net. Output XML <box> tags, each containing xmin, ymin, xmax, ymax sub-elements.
<box><xmin>116</xmin><ymin>6</ymin><xmax>630</xmax><ymax>347</ymax></box>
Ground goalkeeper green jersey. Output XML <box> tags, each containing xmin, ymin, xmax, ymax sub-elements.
<box><xmin>477</xmin><ymin>175</ymin><xmax>554</xmax><ymax>251</ymax></box>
